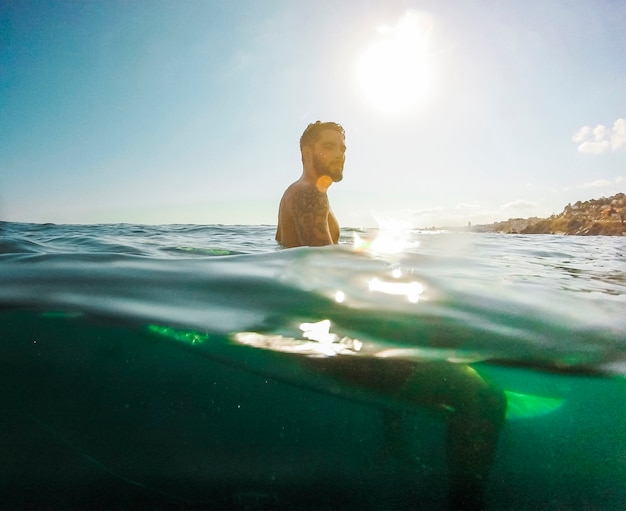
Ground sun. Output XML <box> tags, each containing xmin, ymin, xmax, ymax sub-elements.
<box><xmin>357</xmin><ymin>11</ymin><xmax>433</xmax><ymax>113</ymax></box>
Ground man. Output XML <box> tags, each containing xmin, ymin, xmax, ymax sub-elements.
<box><xmin>275</xmin><ymin>121</ymin><xmax>506</xmax><ymax>510</ymax></box>
<box><xmin>276</xmin><ymin>121</ymin><xmax>345</xmax><ymax>247</ymax></box>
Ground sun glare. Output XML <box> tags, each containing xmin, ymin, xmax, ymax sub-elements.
<box><xmin>357</xmin><ymin>11</ymin><xmax>433</xmax><ymax>113</ymax></box>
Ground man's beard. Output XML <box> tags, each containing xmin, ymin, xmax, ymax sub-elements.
<box><xmin>313</xmin><ymin>154</ymin><xmax>344</xmax><ymax>182</ymax></box>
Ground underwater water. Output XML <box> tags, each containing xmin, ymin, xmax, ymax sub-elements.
<box><xmin>0</xmin><ymin>221</ymin><xmax>625</xmax><ymax>510</ymax></box>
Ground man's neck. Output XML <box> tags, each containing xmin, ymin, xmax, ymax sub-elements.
<box><xmin>301</xmin><ymin>168</ymin><xmax>332</xmax><ymax>193</ymax></box>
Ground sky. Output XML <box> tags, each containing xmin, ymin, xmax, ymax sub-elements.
<box><xmin>1</xmin><ymin>0</ymin><xmax>625</xmax><ymax>228</ymax></box>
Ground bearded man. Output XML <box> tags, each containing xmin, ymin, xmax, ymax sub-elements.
<box><xmin>276</xmin><ymin>121</ymin><xmax>346</xmax><ymax>247</ymax></box>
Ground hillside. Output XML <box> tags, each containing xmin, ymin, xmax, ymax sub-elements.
<box><xmin>477</xmin><ymin>193</ymin><xmax>626</xmax><ymax>236</ymax></box>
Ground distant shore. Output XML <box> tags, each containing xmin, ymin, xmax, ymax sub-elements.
<box><xmin>469</xmin><ymin>192</ymin><xmax>626</xmax><ymax>236</ymax></box>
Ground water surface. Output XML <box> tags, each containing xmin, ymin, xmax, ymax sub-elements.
<box><xmin>1</xmin><ymin>222</ymin><xmax>624</xmax><ymax>509</ymax></box>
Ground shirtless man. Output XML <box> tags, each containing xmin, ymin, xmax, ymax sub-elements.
<box><xmin>275</xmin><ymin>121</ymin><xmax>506</xmax><ymax>510</ymax></box>
<box><xmin>276</xmin><ymin>121</ymin><xmax>345</xmax><ymax>247</ymax></box>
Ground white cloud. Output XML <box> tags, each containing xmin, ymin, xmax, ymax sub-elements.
<box><xmin>572</xmin><ymin>126</ymin><xmax>590</xmax><ymax>144</ymax></box>
<box><xmin>578</xmin><ymin>140</ymin><xmax>610</xmax><ymax>154</ymax></box>
<box><xmin>593</xmin><ymin>125</ymin><xmax>607</xmax><ymax>141</ymax></box>
<box><xmin>500</xmin><ymin>199</ymin><xmax>536</xmax><ymax>210</ymax></box>
<box><xmin>454</xmin><ymin>202</ymin><xmax>480</xmax><ymax>211</ymax></box>
<box><xmin>612</xmin><ymin>118</ymin><xmax>626</xmax><ymax>150</ymax></box>
<box><xmin>572</xmin><ymin>118</ymin><xmax>626</xmax><ymax>154</ymax></box>
<box><xmin>577</xmin><ymin>179</ymin><xmax>613</xmax><ymax>189</ymax></box>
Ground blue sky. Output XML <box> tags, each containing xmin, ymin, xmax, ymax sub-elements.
<box><xmin>1</xmin><ymin>0</ymin><xmax>625</xmax><ymax>227</ymax></box>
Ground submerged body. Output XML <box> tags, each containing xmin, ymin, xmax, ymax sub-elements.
<box><xmin>304</xmin><ymin>356</ymin><xmax>506</xmax><ymax>510</ymax></box>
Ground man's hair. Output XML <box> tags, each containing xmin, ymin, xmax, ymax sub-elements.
<box><xmin>300</xmin><ymin>121</ymin><xmax>345</xmax><ymax>150</ymax></box>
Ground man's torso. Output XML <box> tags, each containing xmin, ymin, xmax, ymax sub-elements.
<box><xmin>276</xmin><ymin>181</ymin><xmax>339</xmax><ymax>248</ymax></box>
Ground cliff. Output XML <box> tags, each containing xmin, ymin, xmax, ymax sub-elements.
<box><xmin>479</xmin><ymin>193</ymin><xmax>626</xmax><ymax>236</ymax></box>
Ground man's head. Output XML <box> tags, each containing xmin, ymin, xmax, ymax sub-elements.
<box><xmin>300</xmin><ymin>121</ymin><xmax>346</xmax><ymax>184</ymax></box>
<box><xmin>300</xmin><ymin>121</ymin><xmax>345</xmax><ymax>151</ymax></box>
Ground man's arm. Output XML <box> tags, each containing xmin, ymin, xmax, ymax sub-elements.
<box><xmin>292</xmin><ymin>187</ymin><xmax>334</xmax><ymax>246</ymax></box>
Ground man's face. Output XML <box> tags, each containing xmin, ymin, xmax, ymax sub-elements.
<box><xmin>311</xmin><ymin>129</ymin><xmax>346</xmax><ymax>182</ymax></box>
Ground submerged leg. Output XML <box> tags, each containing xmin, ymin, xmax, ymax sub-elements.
<box><xmin>399</xmin><ymin>362</ymin><xmax>507</xmax><ymax>511</ymax></box>
<box><xmin>306</xmin><ymin>357</ymin><xmax>507</xmax><ymax>510</ymax></box>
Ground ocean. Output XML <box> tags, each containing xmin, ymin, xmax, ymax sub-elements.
<box><xmin>0</xmin><ymin>221</ymin><xmax>624</xmax><ymax>510</ymax></box>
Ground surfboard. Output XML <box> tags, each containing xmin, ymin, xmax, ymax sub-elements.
<box><xmin>145</xmin><ymin>323</ymin><xmax>565</xmax><ymax>420</ymax></box>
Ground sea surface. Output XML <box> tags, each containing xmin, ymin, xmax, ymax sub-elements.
<box><xmin>0</xmin><ymin>221</ymin><xmax>625</xmax><ymax>510</ymax></box>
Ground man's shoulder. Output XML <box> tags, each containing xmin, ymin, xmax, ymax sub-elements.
<box><xmin>283</xmin><ymin>180</ymin><xmax>323</xmax><ymax>200</ymax></box>
<box><xmin>281</xmin><ymin>180</ymin><xmax>328</xmax><ymax>212</ymax></box>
